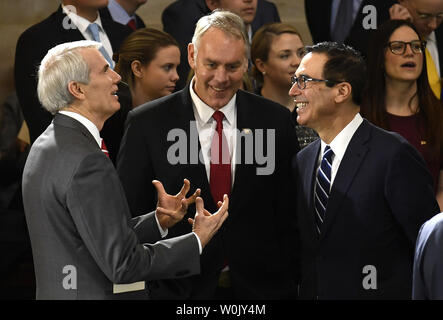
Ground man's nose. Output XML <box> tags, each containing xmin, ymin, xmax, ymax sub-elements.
<box><xmin>112</xmin><ymin>69</ymin><xmax>121</xmax><ymax>83</ymax></box>
<box><xmin>428</xmin><ymin>17</ymin><xmax>438</xmax><ymax>30</ymax></box>
<box><xmin>289</xmin><ymin>82</ymin><xmax>301</xmax><ymax>97</ymax></box>
<box><xmin>213</xmin><ymin>67</ymin><xmax>229</xmax><ymax>83</ymax></box>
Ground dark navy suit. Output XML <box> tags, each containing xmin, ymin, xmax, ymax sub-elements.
<box><xmin>293</xmin><ymin>119</ymin><xmax>440</xmax><ymax>299</ymax></box>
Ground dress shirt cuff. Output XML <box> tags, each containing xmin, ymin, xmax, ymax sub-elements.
<box><xmin>154</xmin><ymin>211</ymin><xmax>168</xmax><ymax>238</ymax></box>
<box><xmin>192</xmin><ymin>232</ymin><xmax>203</xmax><ymax>254</ymax></box>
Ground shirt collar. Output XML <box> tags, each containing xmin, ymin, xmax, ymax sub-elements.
<box><xmin>427</xmin><ymin>31</ymin><xmax>436</xmax><ymax>43</ymax></box>
<box><xmin>59</xmin><ymin>111</ymin><xmax>102</xmax><ymax>147</ymax></box>
<box><xmin>320</xmin><ymin>113</ymin><xmax>363</xmax><ymax>163</ymax></box>
<box><xmin>107</xmin><ymin>0</ymin><xmax>135</xmax><ymax>25</ymax></box>
<box><xmin>62</xmin><ymin>4</ymin><xmax>104</xmax><ymax>34</ymax></box>
<box><xmin>189</xmin><ymin>78</ymin><xmax>236</xmax><ymax>126</ymax></box>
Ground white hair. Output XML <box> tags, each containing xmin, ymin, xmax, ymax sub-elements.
<box><xmin>37</xmin><ymin>40</ymin><xmax>102</xmax><ymax>114</ymax></box>
<box><xmin>192</xmin><ymin>9</ymin><xmax>250</xmax><ymax>60</ymax></box>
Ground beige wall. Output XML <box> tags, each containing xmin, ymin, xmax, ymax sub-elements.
<box><xmin>0</xmin><ymin>0</ymin><xmax>311</xmax><ymax>107</ymax></box>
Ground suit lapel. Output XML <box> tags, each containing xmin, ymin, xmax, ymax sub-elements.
<box><xmin>230</xmin><ymin>91</ymin><xmax>257</xmax><ymax>208</ymax></box>
<box><xmin>320</xmin><ymin>120</ymin><xmax>371</xmax><ymax>239</ymax></box>
<box><xmin>55</xmin><ymin>6</ymin><xmax>85</xmax><ymax>43</ymax></box>
<box><xmin>304</xmin><ymin>140</ymin><xmax>321</xmax><ymax>238</ymax></box>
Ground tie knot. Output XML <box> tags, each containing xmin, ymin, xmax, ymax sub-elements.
<box><xmin>212</xmin><ymin>111</ymin><xmax>225</xmax><ymax>124</ymax></box>
<box><xmin>101</xmin><ymin>139</ymin><xmax>109</xmax><ymax>158</ymax></box>
<box><xmin>323</xmin><ymin>145</ymin><xmax>334</xmax><ymax>162</ymax></box>
<box><xmin>127</xmin><ymin>18</ymin><xmax>136</xmax><ymax>31</ymax></box>
<box><xmin>88</xmin><ymin>23</ymin><xmax>100</xmax><ymax>40</ymax></box>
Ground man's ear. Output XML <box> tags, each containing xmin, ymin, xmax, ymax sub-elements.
<box><xmin>67</xmin><ymin>81</ymin><xmax>85</xmax><ymax>101</ymax></box>
<box><xmin>188</xmin><ymin>43</ymin><xmax>196</xmax><ymax>70</ymax></box>
<box><xmin>334</xmin><ymin>82</ymin><xmax>352</xmax><ymax>104</ymax></box>
<box><xmin>131</xmin><ymin>60</ymin><xmax>143</xmax><ymax>79</ymax></box>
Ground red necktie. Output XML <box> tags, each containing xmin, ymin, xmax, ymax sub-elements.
<box><xmin>210</xmin><ymin>111</ymin><xmax>231</xmax><ymax>205</ymax></box>
<box><xmin>101</xmin><ymin>139</ymin><xmax>110</xmax><ymax>158</ymax></box>
<box><xmin>127</xmin><ymin>19</ymin><xmax>136</xmax><ymax>31</ymax></box>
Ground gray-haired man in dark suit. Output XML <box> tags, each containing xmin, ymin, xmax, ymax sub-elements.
<box><xmin>22</xmin><ymin>40</ymin><xmax>228</xmax><ymax>300</ymax></box>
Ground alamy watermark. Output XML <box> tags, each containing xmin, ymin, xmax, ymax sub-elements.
<box><xmin>362</xmin><ymin>265</ymin><xmax>377</xmax><ymax>290</ymax></box>
<box><xmin>62</xmin><ymin>265</ymin><xmax>77</xmax><ymax>290</ymax></box>
<box><xmin>166</xmin><ymin>121</ymin><xmax>276</xmax><ymax>176</ymax></box>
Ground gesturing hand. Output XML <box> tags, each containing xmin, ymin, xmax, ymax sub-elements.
<box><xmin>189</xmin><ymin>195</ymin><xmax>229</xmax><ymax>249</ymax></box>
<box><xmin>153</xmin><ymin>179</ymin><xmax>201</xmax><ymax>230</ymax></box>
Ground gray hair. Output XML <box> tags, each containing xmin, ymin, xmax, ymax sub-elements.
<box><xmin>37</xmin><ymin>40</ymin><xmax>102</xmax><ymax>114</ymax></box>
<box><xmin>191</xmin><ymin>9</ymin><xmax>250</xmax><ymax>60</ymax></box>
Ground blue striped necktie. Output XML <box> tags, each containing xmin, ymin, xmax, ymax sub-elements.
<box><xmin>87</xmin><ymin>23</ymin><xmax>114</xmax><ymax>68</ymax></box>
<box><xmin>314</xmin><ymin>145</ymin><xmax>334</xmax><ymax>235</ymax></box>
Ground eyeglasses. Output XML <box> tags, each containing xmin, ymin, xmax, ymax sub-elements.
<box><xmin>417</xmin><ymin>12</ymin><xmax>443</xmax><ymax>21</ymax></box>
<box><xmin>386</xmin><ymin>40</ymin><xmax>427</xmax><ymax>55</ymax></box>
<box><xmin>291</xmin><ymin>74</ymin><xmax>339</xmax><ymax>90</ymax></box>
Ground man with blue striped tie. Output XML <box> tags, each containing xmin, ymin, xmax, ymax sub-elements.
<box><xmin>290</xmin><ymin>42</ymin><xmax>440</xmax><ymax>299</ymax></box>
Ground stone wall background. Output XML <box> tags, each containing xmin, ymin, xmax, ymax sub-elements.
<box><xmin>0</xmin><ymin>0</ymin><xmax>311</xmax><ymax>107</ymax></box>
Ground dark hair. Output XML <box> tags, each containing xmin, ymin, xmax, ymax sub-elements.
<box><xmin>251</xmin><ymin>22</ymin><xmax>302</xmax><ymax>84</ymax></box>
<box><xmin>114</xmin><ymin>28</ymin><xmax>179</xmax><ymax>88</ymax></box>
<box><xmin>361</xmin><ymin>19</ymin><xmax>442</xmax><ymax>157</ymax></box>
<box><xmin>305</xmin><ymin>41</ymin><xmax>367</xmax><ymax>106</ymax></box>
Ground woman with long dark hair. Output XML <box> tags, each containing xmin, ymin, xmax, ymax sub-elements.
<box><xmin>361</xmin><ymin>19</ymin><xmax>443</xmax><ymax>209</ymax></box>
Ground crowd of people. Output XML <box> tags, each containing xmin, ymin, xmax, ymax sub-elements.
<box><xmin>1</xmin><ymin>0</ymin><xmax>443</xmax><ymax>300</ymax></box>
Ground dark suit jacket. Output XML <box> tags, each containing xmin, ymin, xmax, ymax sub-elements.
<box><xmin>99</xmin><ymin>6</ymin><xmax>146</xmax><ymax>30</ymax></box>
<box><xmin>293</xmin><ymin>119</ymin><xmax>440</xmax><ymax>299</ymax></box>
<box><xmin>413</xmin><ymin>212</ymin><xmax>443</xmax><ymax>299</ymax></box>
<box><xmin>22</xmin><ymin>113</ymin><xmax>200</xmax><ymax>299</ymax></box>
<box><xmin>14</xmin><ymin>6</ymin><xmax>131</xmax><ymax>162</ymax></box>
<box><xmin>305</xmin><ymin>0</ymin><xmax>396</xmax><ymax>57</ymax></box>
<box><xmin>117</xmin><ymin>86</ymin><xmax>299</xmax><ymax>299</ymax></box>
<box><xmin>162</xmin><ymin>0</ymin><xmax>280</xmax><ymax>91</ymax></box>
<box><xmin>435</xmin><ymin>26</ymin><xmax>443</xmax><ymax>77</ymax></box>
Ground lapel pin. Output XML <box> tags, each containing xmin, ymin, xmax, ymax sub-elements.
<box><xmin>242</xmin><ymin>128</ymin><xmax>252</xmax><ymax>134</ymax></box>
<box><xmin>420</xmin><ymin>140</ymin><xmax>427</xmax><ymax>145</ymax></box>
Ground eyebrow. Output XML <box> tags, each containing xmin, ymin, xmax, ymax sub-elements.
<box><xmin>417</xmin><ymin>10</ymin><xmax>443</xmax><ymax>15</ymax></box>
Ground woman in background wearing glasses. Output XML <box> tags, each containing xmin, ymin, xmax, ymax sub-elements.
<box><xmin>251</xmin><ymin>22</ymin><xmax>318</xmax><ymax>149</ymax></box>
<box><xmin>361</xmin><ymin>19</ymin><xmax>443</xmax><ymax>209</ymax></box>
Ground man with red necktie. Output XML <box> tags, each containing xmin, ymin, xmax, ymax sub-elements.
<box><xmin>117</xmin><ymin>10</ymin><xmax>300</xmax><ymax>300</ymax></box>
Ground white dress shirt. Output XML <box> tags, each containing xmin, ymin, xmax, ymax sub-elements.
<box><xmin>317</xmin><ymin>113</ymin><xmax>364</xmax><ymax>189</ymax></box>
<box><xmin>189</xmin><ymin>78</ymin><xmax>237</xmax><ymax>186</ymax></box>
<box><xmin>62</xmin><ymin>5</ymin><xmax>113</xmax><ymax>65</ymax></box>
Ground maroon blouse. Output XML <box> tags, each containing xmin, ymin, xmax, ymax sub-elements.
<box><xmin>387</xmin><ymin>113</ymin><xmax>442</xmax><ymax>193</ymax></box>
